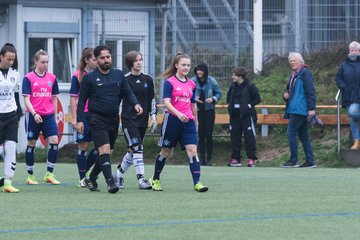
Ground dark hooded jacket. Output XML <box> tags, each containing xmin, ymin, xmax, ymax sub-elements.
<box><xmin>335</xmin><ymin>55</ymin><xmax>360</xmax><ymax>107</ymax></box>
<box><xmin>226</xmin><ymin>79</ymin><xmax>260</xmax><ymax>120</ymax></box>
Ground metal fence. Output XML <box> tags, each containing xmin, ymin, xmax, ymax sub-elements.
<box><xmin>91</xmin><ymin>0</ymin><xmax>360</xmax><ymax>88</ymax></box>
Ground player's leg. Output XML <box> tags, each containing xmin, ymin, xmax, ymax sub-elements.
<box><xmin>3</xmin><ymin>112</ymin><xmax>20</xmax><ymax>192</ymax></box>
<box><xmin>24</xmin><ymin>112</ymin><xmax>40</xmax><ymax>185</ymax></box>
<box><xmin>113</xmin><ymin>127</ymin><xmax>135</xmax><ymax>188</ymax></box>
<box><xmin>150</xmin><ymin>114</ymin><xmax>179</xmax><ymax>191</ymax></box>
<box><xmin>183</xmin><ymin>119</ymin><xmax>208</xmax><ymax>192</ymax></box>
<box><xmin>43</xmin><ymin>114</ymin><xmax>60</xmax><ymax>185</ymax></box>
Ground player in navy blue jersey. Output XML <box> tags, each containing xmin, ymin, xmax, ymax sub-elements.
<box><xmin>113</xmin><ymin>51</ymin><xmax>157</xmax><ymax>190</ymax></box>
<box><xmin>114</xmin><ymin>51</ymin><xmax>157</xmax><ymax>189</ymax></box>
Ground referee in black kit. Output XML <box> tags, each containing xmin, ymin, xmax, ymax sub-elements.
<box><xmin>76</xmin><ymin>45</ymin><xmax>143</xmax><ymax>193</ymax></box>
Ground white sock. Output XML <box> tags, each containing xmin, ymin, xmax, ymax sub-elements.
<box><xmin>4</xmin><ymin>141</ymin><xmax>16</xmax><ymax>180</ymax></box>
<box><xmin>4</xmin><ymin>179</ymin><xmax>12</xmax><ymax>185</ymax></box>
<box><xmin>133</xmin><ymin>152</ymin><xmax>145</xmax><ymax>180</ymax></box>
<box><xmin>116</xmin><ymin>152</ymin><xmax>133</xmax><ymax>178</ymax></box>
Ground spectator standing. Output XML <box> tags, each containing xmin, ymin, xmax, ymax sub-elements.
<box><xmin>335</xmin><ymin>41</ymin><xmax>360</xmax><ymax>150</ymax></box>
<box><xmin>226</xmin><ymin>67</ymin><xmax>260</xmax><ymax>167</ymax></box>
<box><xmin>281</xmin><ymin>52</ymin><xmax>317</xmax><ymax>168</ymax></box>
<box><xmin>193</xmin><ymin>63</ymin><xmax>222</xmax><ymax>166</ymax></box>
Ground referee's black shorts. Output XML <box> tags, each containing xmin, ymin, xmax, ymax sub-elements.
<box><xmin>89</xmin><ymin>113</ymin><xmax>119</xmax><ymax>149</ymax></box>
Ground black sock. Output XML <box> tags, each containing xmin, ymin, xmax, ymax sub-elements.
<box><xmin>89</xmin><ymin>156</ymin><xmax>102</xmax><ymax>180</ymax></box>
<box><xmin>86</xmin><ymin>148</ymin><xmax>98</xmax><ymax>172</ymax></box>
<box><xmin>153</xmin><ymin>154</ymin><xmax>166</xmax><ymax>180</ymax></box>
<box><xmin>98</xmin><ymin>154</ymin><xmax>113</xmax><ymax>184</ymax></box>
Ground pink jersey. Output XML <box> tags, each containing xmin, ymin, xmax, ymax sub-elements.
<box><xmin>22</xmin><ymin>71</ymin><xmax>59</xmax><ymax>115</ymax></box>
<box><xmin>165</xmin><ymin>76</ymin><xmax>196</xmax><ymax>120</ymax></box>
<box><xmin>69</xmin><ymin>70</ymin><xmax>89</xmax><ymax>112</ymax></box>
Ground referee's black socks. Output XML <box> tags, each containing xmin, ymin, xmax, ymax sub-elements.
<box><xmin>98</xmin><ymin>154</ymin><xmax>113</xmax><ymax>184</ymax></box>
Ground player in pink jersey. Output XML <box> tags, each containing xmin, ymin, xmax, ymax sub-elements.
<box><xmin>69</xmin><ymin>47</ymin><xmax>99</xmax><ymax>187</ymax></box>
<box><xmin>149</xmin><ymin>52</ymin><xmax>208</xmax><ymax>192</ymax></box>
<box><xmin>22</xmin><ymin>50</ymin><xmax>61</xmax><ymax>185</ymax></box>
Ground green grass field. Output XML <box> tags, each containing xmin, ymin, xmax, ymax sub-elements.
<box><xmin>1</xmin><ymin>163</ymin><xmax>360</xmax><ymax>240</ymax></box>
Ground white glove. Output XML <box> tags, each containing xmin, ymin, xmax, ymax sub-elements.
<box><xmin>149</xmin><ymin>114</ymin><xmax>157</xmax><ymax>133</ymax></box>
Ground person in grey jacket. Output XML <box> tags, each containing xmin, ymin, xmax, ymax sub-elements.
<box><xmin>193</xmin><ymin>63</ymin><xmax>222</xmax><ymax>166</ymax></box>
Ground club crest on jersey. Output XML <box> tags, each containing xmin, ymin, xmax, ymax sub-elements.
<box><xmin>47</xmin><ymin>81</ymin><xmax>53</xmax><ymax>87</ymax></box>
<box><xmin>96</xmin><ymin>78</ymin><xmax>101</xmax><ymax>82</ymax></box>
<box><xmin>144</xmin><ymin>83</ymin><xmax>148</xmax><ymax>88</ymax></box>
<box><xmin>10</xmin><ymin>77</ymin><xmax>15</xmax><ymax>83</ymax></box>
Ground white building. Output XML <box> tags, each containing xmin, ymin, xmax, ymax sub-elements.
<box><xmin>0</xmin><ymin>0</ymin><xmax>166</xmax><ymax>151</ymax></box>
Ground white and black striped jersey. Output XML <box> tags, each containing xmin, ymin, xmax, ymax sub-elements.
<box><xmin>0</xmin><ymin>67</ymin><xmax>21</xmax><ymax>113</ymax></box>
<box><xmin>121</xmin><ymin>72</ymin><xmax>156</xmax><ymax>128</ymax></box>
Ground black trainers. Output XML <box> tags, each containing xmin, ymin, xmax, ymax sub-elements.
<box><xmin>281</xmin><ymin>160</ymin><xmax>300</xmax><ymax>168</ymax></box>
<box><xmin>0</xmin><ymin>177</ymin><xmax>4</xmax><ymax>188</ymax></box>
<box><xmin>300</xmin><ymin>161</ymin><xmax>316</xmax><ymax>168</ymax></box>
<box><xmin>107</xmin><ymin>178</ymin><xmax>119</xmax><ymax>194</ymax></box>
<box><xmin>84</xmin><ymin>178</ymin><xmax>100</xmax><ymax>192</ymax></box>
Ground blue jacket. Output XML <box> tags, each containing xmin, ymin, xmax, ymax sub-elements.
<box><xmin>193</xmin><ymin>75</ymin><xmax>222</xmax><ymax>111</ymax></box>
<box><xmin>193</xmin><ymin>63</ymin><xmax>222</xmax><ymax>111</ymax></box>
<box><xmin>335</xmin><ymin>56</ymin><xmax>360</xmax><ymax>107</ymax></box>
<box><xmin>285</xmin><ymin>66</ymin><xmax>316</xmax><ymax>116</ymax></box>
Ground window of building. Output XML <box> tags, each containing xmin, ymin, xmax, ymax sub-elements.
<box><xmin>27</xmin><ymin>37</ymin><xmax>76</xmax><ymax>83</ymax></box>
<box><xmin>104</xmin><ymin>39</ymin><xmax>142</xmax><ymax>74</ymax></box>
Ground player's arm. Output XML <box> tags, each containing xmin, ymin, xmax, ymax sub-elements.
<box><xmin>191</xmin><ymin>87</ymin><xmax>197</xmax><ymax>123</ymax></box>
<box><xmin>121</xmin><ymin>75</ymin><xmax>143</xmax><ymax>115</ymax></box>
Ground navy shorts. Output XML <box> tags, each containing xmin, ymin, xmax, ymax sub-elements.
<box><xmin>90</xmin><ymin>113</ymin><xmax>119</xmax><ymax>149</ymax></box>
<box><xmin>25</xmin><ymin>112</ymin><xmax>58</xmax><ymax>140</ymax></box>
<box><xmin>0</xmin><ymin>111</ymin><xmax>19</xmax><ymax>143</ymax></box>
<box><xmin>75</xmin><ymin>113</ymin><xmax>92</xmax><ymax>142</ymax></box>
<box><xmin>123</xmin><ymin>127</ymin><xmax>146</xmax><ymax>148</ymax></box>
<box><xmin>158</xmin><ymin>112</ymin><xmax>197</xmax><ymax>149</ymax></box>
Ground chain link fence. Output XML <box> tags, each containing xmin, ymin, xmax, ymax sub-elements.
<box><xmin>89</xmin><ymin>0</ymin><xmax>360</xmax><ymax>89</ymax></box>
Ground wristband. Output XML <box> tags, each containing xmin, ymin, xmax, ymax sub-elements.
<box><xmin>33</xmin><ymin>113</ymin><xmax>38</xmax><ymax>117</ymax></box>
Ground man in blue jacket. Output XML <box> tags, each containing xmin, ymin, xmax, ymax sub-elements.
<box><xmin>282</xmin><ymin>52</ymin><xmax>316</xmax><ymax>168</ymax></box>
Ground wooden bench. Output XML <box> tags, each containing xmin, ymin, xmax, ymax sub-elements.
<box><xmin>210</xmin><ymin>104</ymin><xmax>349</xmax><ymax>125</ymax></box>
<box><xmin>65</xmin><ymin>104</ymin><xmax>349</xmax><ymax>137</ymax></box>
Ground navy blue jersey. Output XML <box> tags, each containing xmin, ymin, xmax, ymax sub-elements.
<box><xmin>121</xmin><ymin>72</ymin><xmax>156</xmax><ymax>128</ymax></box>
<box><xmin>77</xmin><ymin>68</ymin><xmax>138</xmax><ymax>122</ymax></box>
